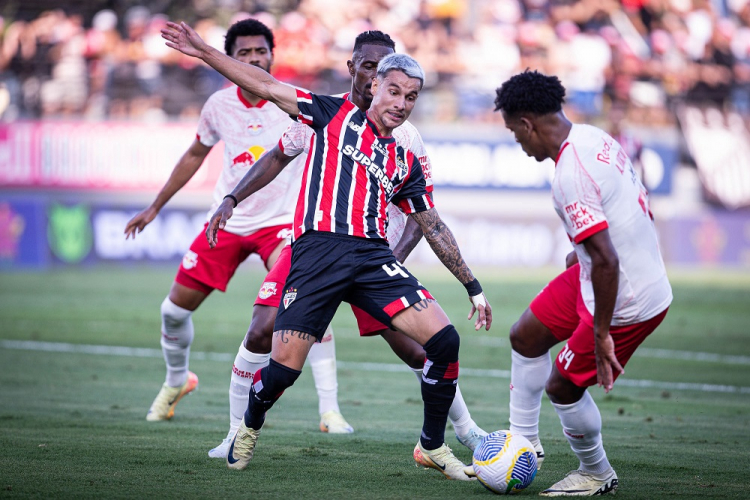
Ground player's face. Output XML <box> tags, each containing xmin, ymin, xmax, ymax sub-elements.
<box><xmin>502</xmin><ymin>111</ymin><xmax>546</xmax><ymax>161</ymax></box>
<box><xmin>370</xmin><ymin>70</ymin><xmax>421</xmax><ymax>132</ymax></box>
<box><xmin>232</xmin><ymin>35</ymin><xmax>273</xmax><ymax>72</ymax></box>
<box><xmin>348</xmin><ymin>44</ymin><xmax>394</xmax><ymax>104</ymax></box>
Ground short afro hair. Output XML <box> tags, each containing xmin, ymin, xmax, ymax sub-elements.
<box><xmin>353</xmin><ymin>30</ymin><xmax>396</xmax><ymax>53</ymax></box>
<box><xmin>225</xmin><ymin>18</ymin><xmax>274</xmax><ymax>56</ymax></box>
<box><xmin>494</xmin><ymin>70</ymin><xmax>566</xmax><ymax>117</ymax></box>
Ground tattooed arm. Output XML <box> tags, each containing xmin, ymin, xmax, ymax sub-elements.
<box><xmin>409</xmin><ymin>207</ymin><xmax>492</xmax><ymax>330</ymax></box>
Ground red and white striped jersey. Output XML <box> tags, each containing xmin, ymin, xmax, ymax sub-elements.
<box><xmin>292</xmin><ymin>89</ymin><xmax>433</xmax><ymax>241</ymax></box>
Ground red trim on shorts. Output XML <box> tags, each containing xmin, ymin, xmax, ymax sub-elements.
<box><xmin>384</xmin><ymin>297</ymin><xmax>409</xmax><ymax>317</ymax></box>
<box><xmin>573</xmin><ymin>221</ymin><xmax>609</xmax><ymax>244</ymax></box>
<box><xmin>444</xmin><ymin>361</ymin><xmax>459</xmax><ymax>379</ymax></box>
<box><xmin>383</xmin><ymin>289</ymin><xmax>434</xmax><ymax>318</ymax></box>
<box><xmin>351</xmin><ymin>305</ymin><xmax>387</xmax><ymax>336</ymax></box>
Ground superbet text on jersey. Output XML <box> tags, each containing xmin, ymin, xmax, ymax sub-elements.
<box><xmin>291</xmin><ymin>90</ymin><xmax>433</xmax><ymax>242</ymax></box>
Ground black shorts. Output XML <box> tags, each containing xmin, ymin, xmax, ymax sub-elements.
<box><xmin>274</xmin><ymin>231</ymin><xmax>433</xmax><ymax>340</ymax></box>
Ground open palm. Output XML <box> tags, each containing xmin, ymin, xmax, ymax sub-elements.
<box><xmin>161</xmin><ymin>21</ymin><xmax>205</xmax><ymax>58</ymax></box>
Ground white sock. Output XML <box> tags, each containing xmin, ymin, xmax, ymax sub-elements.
<box><xmin>410</xmin><ymin>367</ymin><xmax>476</xmax><ymax>433</ymax></box>
<box><xmin>509</xmin><ymin>349</ymin><xmax>551</xmax><ymax>445</ymax></box>
<box><xmin>307</xmin><ymin>325</ymin><xmax>340</xmax><ymax>415</ymax></box>
<box><xmin>160</xmin><ymin>297</ymin><xmax>194</xmax><ymax>387</ymax></box>
<box><xmin>552</xmin><ymin>391</ymin><xmax>612</xmax><ymax>476</ymax></box>
<box><xmin>228</xmin><ymin>345</ymin><xmax>270</xmax><ymax>436</ymax></box>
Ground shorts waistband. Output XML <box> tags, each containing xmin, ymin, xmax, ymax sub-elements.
<box><xmin>296</xmin><ymin>230</ymin><xmax>388</xmax><ymax>247</ymax></box>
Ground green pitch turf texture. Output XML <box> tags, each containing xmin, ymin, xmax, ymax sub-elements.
<box><xmin>1</xmin><ymin>265</ymin><xmax>749</xmax><ymax>499</ymax></box>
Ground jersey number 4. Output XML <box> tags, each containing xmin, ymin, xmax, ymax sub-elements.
<box><xmin>382</xmin><ymin>262</ymin><xmax>409</xmax><ymax>279</ymax></box>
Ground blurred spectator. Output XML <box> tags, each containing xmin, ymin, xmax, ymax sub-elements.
<box><xmin>0</xmin><ymin>0</ymin><xmax>748</xmax><ymax>124</ymax></box>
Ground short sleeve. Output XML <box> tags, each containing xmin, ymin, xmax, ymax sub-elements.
<box><xmin>391</xmin><ymin>151</ymin><xmax>434</xmax><ymax>215</ymax></box>
<box><xmin>295</xmin><ymin>89</ymin><xmax>349</xmax><ymax>129</ymax></box>
<box><xmin>279</xmin><ymin>121</ymin><xmax>312</xmax><ymax>157</ymax></box>
<box><xmin>195</xmin><ymin>94</ymin><xmax>220</xmax><ymax>147</ymax></box>
<box><xmin>556</xmin><ymin>149</ymin><xmax>609</xmax><ymax>244</ymax></box>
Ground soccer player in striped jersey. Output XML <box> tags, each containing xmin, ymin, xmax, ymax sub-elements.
<box><xmin>162</xmin><ymin>21</ymin><xmax>491</xmax><ymax>481</ymax></box>
<box><xmin>124</xmin><ymin>19</ymin><xmax>349</xmax><ymax>433</ymax></box>
<box><xmin>207</xmin><ymin>30</ymin><xmax>487</xmax><ymax>459</ymax></box>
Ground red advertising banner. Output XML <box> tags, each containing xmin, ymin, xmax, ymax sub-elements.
<box><xmin>0</xmin><ymin>122</ymin><xmax>224</xmax><ymax>192</ymax></box>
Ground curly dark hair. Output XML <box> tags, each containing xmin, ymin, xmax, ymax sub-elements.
<box><xmin>494</xmin><ymin>70</ymin><xmax>566</xmax><ymax>117</ymax></box>
<box><xmin>224</xmin><ymin>18</ymin><xmax>274</xmax><ymax>56</ymax></box>
<box><xmin>353</xmin><ymin>30</ymin><xmax>396</xmax><ymax>53</ymax></box>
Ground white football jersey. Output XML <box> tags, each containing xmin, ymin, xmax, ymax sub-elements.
<box><xmin>552</xmin><ymin>124</ymin><xmax>672</xmax><ymax>325</ymax></box>
<box><xmin>279</xmin><ymin>96</ymin><xmax>433</xmax><ymax>250</ymax></box>
<box><xmin>196</xmin><ymin>86</ymin><xmax>305</xmax><ymax>236</ymax></box>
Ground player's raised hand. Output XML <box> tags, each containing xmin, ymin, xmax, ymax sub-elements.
<box><xmin>124</xmin><ymin>206</ymin><xmax>158</xmax><ymax>240</ymax></box>
<box><xmin>161</xmin><ymin>21</ymin><xmax>207</xmax><ymax>59</ymax></box>
<box><xmin>205</xmin><ymin>198</ymin><xmax>235</xmax><ymax>248</ymax></box>
<box><xmin>594</xmin><ymin>333</ymin><xmax>623</xmax><ymax>393</ymax></box>
<box><xmin>468</xmin><ymin>293</ymin><xmax>492</xmax><ymax>331</ymax></box>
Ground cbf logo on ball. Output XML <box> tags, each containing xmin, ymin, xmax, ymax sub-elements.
<box><xmin>232</xmin><ymin>145</ymin><xmax>266</xmax><ymax>169</ymax></box>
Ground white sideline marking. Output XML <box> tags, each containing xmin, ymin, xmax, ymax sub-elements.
<box><xmin>1</xmin><ymin>340</ymin><xmax>749</xmax><ymax>395</ymax></box>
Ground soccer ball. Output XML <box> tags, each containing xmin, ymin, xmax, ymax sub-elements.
<box><xmin>472</xmin><ymin>430</ymin><xmax>537</xmax><ymax>494</ymax></box>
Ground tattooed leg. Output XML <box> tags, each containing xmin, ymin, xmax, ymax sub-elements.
<box><xmin>270</xmin><ymin>329</ymin><xmax>317</xmax><ymax>371</ymax></box>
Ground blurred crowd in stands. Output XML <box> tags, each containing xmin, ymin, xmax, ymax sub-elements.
<box><xmin>1</xmin><ymin>0</ymin><xmax>749</xmax><ymax>126</ymax></box>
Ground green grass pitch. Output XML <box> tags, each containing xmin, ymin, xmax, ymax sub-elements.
<box><xmin>1</xmin><ymin>265</ymin><xmax>749</xmax><ymax>499</ymax></box>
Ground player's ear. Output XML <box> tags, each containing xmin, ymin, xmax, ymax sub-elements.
<box><xmin>370</xmin><ymin>77</ymin><xmax>379</xmax><ymax>94</ymax></box>
<box><xmin>347</xmin><ymin>59</ymin><xmax>355</xmax><ymax>77</ymax></box>
<box><xmin>519</xmin><ymin>116</ymin><xmax>533</xmax><ymax>134</ymax></box>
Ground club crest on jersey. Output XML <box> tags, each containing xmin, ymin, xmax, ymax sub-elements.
<box><xmin>182</xmin><ymin>250</ymin><xmax>198</xmax><ymax>270</ymax></box>
<box><xmin>283</xmin><ymin>287</ymin><xmax>298</xmax><ymax>309</ymax></box>
<box><xmin>258</xmin><ymin>282</ymin><xmax>278</xmax><ymax>300</ymax></box>
<box><xmin>246</xmin><ymin>119</ymin><xmax>264</xmax><ymax>136</ymax></box>
<box><xmin>396</xmin><ymin>155</ymin><xmax>409</xmax><ymax>179</ymax></box>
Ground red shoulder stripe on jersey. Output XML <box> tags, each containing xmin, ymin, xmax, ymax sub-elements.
<box><xmin>573</xmin><ymin>220</ymin><xmax>609</xmax><ymax>244</ymax></box>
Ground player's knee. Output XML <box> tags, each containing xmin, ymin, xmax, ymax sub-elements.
<box><xmin>545</xmin><ymin>373</ymin><xmax>583</xmax><ymax>405</ymax></box>
<box><xmin>424</xmin><ymin>324</ymin><xmax>460</xmax><ymax>362</ymax></box>
<box><xmin>161</xmin><ymin>297</ymin><xmax>191</xmax><ymax>327</ymax></box>
<box><xmin>405</xmin><ymin>347</ymin><xmax>426</xmax><ymax>370</ymax></box>
<box><xmin>160</xmin><ymin>297</ymin><xmax>193</xmax><ymax>347</ymax></box>
<box><xmin>244</xmin><ymin>323</ymin><xmax>272</xmax><ymax>353</ymax></box>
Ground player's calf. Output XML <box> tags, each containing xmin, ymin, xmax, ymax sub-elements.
<box><xmin>244</xmin><ymin>359</ymin><xmax>301</xmax><ymax>430</ymax></box>
<box><xmin>420</xmin><ymin>324</ymin><xmax>460</xmax><ymax>450</ymax></box>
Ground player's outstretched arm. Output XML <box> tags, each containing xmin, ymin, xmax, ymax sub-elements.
<box><xmin>409</xmin><ymin>207</ymin><xmax>492</xmax><ymax>331</ymax></box>
<box><xmin>125</xmin><ymin>139</ymin><xmax>211</xmax><ymax>239</ymax></box>
<box><xmin>161</xmin><ymin>21</ymin><xmax>299</xmax><ymax>116</ymax></box>
<box><xmin>582</xmin><ymin>229</ymin><xmax>623</xmax><ymax>393</ymax></box>
<box><xmin>206</xmin><ymin>145</ymin><xmax>297</xmax><ymax>248</ymax></box>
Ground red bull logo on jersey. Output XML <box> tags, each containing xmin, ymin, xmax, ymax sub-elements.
<box><xmin>258</xmin><ymin>281</ymin><xmax>278</xmax><ymax>300</ymax></box>
<box><xmin>246</xmin><ymin>119</ymin><xmax>264</xmax><ymax>136</ymax></box>
<box><xmin>232</xmin><ymin>145</ymin><xmax>267</xmax><ymax>169</ymax></box>
<box><xmin>182</xmin><ymin>250</ymin><xmax>198</xmax><ymax>270</ymax></box>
